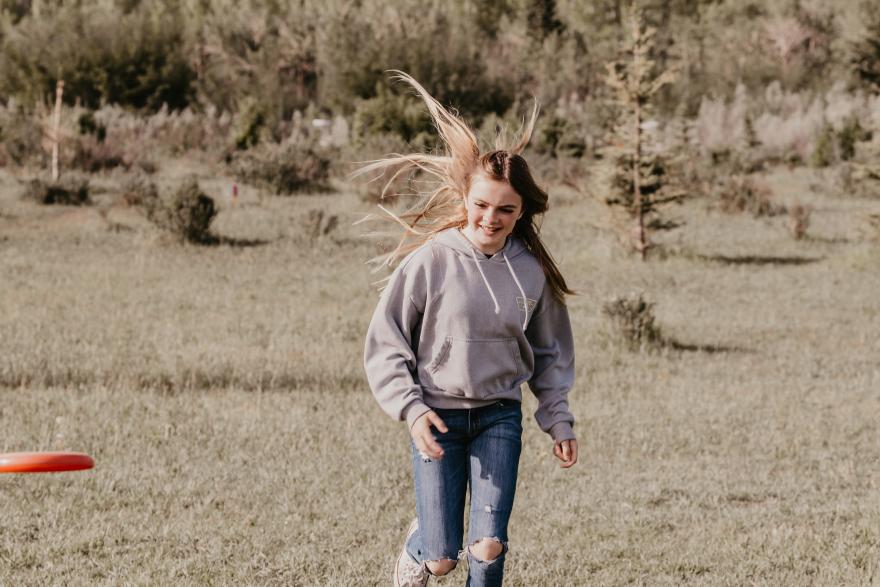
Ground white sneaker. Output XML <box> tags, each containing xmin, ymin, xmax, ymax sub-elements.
<box><xmin>393</xmin><ymin>518</ymin><xmax>429</xmax><ymax>587</ymax></box>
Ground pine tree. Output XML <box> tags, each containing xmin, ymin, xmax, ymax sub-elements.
<box><xmin>599</xmin><ymin>5</ymin><xmax>681</xmax><ymax>260</ymax></box>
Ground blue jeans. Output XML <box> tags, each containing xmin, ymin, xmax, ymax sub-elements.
<box><xmin>406</xmin><ymin>400</ymin><xmax>523</xmax><ymax>587</ymax></box>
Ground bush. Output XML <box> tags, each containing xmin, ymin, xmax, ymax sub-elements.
<box><xmin>838</xmin><ymin>117</ymin><xmax>870</xmax><ymax>161</ymax></box>
<box><xmin>232</xmin><ymin>141</ymin><xmax>331</xmax><ymax>195</ymax></box>
<box><xmin>146</xmin><ymin>178</ymin><xmax>217</xmax><ymax>244</ymax></box>
<box><xmin>603</xmin><ymin>293</ymin><xmax>664</xmax><ymax>352</ymax></box>
<box><xmin>0</xmin><ymin>102</ymin><xmax>45</xmax><ymax>167</ymax></box>
<box><xmin>120</xmin><ymin>174</ymin><xmax>159</xmax><ymax>208</ymax></box>
<box><xmin>812</xmin><ymin>117</ymin><xmax>870</xmax><ymax>167</ymax></box>
<box><xmin>531</xmin><ymin>107</ymin><xmax>589</xmax><ymax>159</ymax></box>
<box><xmin>715</xmin><ymin>175</ymin><xmax>785</xmax><ymax>217</ymax></box>
<box><xmin>70</xmin><ymin>134</ymin><xmax>128</xmax><ymax>173</ymax></box>
<box><xmin>90</xmin><ymin>104</ymin><xmax>231</xmax><ymax>161</ymax></box>
<box><xmin>22</xmin><ymin>175</ymin><xmax>91</xmax><ymax>206</ymax></box>
<box><xmin>811</xmin><ymin>124</ymin><xmax>835</xmax><ymax>167</ymax></box>
<box><xmin>351</xmin><ymin>83</ymin><xmax>435</xmax><ymax>148</ymax></box>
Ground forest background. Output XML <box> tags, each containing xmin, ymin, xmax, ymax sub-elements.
<box><xmin>1</xmin><ymin>0</ymin><xmax>879</xmax><ymax>585</ymax></box>
<box><xmin>2</xmin><ymin>0</ymin><xmax>880</xmax><ymax>184</ymax></box>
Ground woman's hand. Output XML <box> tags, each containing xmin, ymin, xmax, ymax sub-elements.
<box><xmin>411</xmin><ymin>410</ymin><xmax>448</xmax><ymax>460</ymax></box>
<box><xmin>553</xmin><ymin>439</ymin><xmax>578</xmax><ymax>468</ymax></box>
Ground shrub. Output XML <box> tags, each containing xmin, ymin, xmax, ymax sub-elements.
<box><xmin>811</xmin><ymin>124</ymin><xmax>835</xmax><ymax>167</ymax></box>
<box><xmin>530</xmin><ymin>99</ymin><xmax>591</xmax><ymax>159</ymax></box>
<box><xmin>90</xmin><ymin>104</ymin><xmax>231</xmax><ymax>161</ymax></box>
<box><xmin>0</xmin><ymin>102</ymin><xmax>45</xmax><ymax>167</ymax></box>
<box><xmin>813</xmin><ymin>117</ymin><xmax>870</xmax><ymax>167</ymax></box>
<box><xmin>120</xmin><ymin>174</ymin><xmax>159</xmax><ymax>208</ymax></box>
<box><xmin>232</xmin><ymin>141</ymin><xmax>331</xmax><ymax>195</ymax></box>
<box><xmin>848</xmin><ymin>138</ymin><xmax>880</xmax><ymax>198</ymax></box>
<box><xmin>715</xmin><ymin>175</ymin><xmax>785</xmax><ymax>217</ymax></box>
<box><xmin>146</xmin><ymin>178</ymin><xmax>217</xmax><ymax>244</ymax></box>
<box><xmin>70</xmin><ymin>134</ymin><xmax>127</xmax><ymax>173</ymax></box>
<box><xmin>838</xmin><ymin>117</ymin><xmax>870</xmax><ymax>161</ymax></box>
<box><xmin>692</xmin><ymin>83</ymin><xmax>751</xmax><ymax>160</ymax></box>
<box><xmin>22</xmin><ymin>175</ymin><xmax>91</xmax><ymax>206</ymax></box>
<box><xmin>351</xmin><ymin>82</ymin><xmax>435</xmax><ymax>148</ymax></box>
<box><xmin>753</xmin><ymin>97</ymin><xmax>825</xmax><ymax>164</ymax></box>
<box><xmin>603</xmin><ymin>293</ymin><xmax>664</xmax><ymax>352</ymax></box>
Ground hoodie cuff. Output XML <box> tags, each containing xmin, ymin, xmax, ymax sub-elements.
<box><xmin>549</xmin><ymin>421</ymin><xmax>575</xmax><ymax>443</ymax></box>
<box><xmin>403</xmin><ymin>401</ymin><xmax>432</xmax><ymax>431</ymax></box>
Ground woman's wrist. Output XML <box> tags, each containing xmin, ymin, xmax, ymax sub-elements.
<box><xmin>549</xmin><ymin>421</ymin><xmax>575</xmax><ymax>443</ymax></box>
<box><xmin>403</xmin><ymin>402</ymin><xmax>432</xmax><ymax>430</ymax></box>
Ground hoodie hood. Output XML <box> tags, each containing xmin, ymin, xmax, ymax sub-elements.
<box><xmin>433</xmin><ymin>228</ymin><xmax>532</xmax><ymax>327</ymax></box>
<box><xmin>434</xmin><ymin>227</ymin><xmax>528</xmax><ymax>262</ymax></box>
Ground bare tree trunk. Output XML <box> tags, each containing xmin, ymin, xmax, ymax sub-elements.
<box><xmin>631</xmin><ymin>12</ymin><xmax>646</xmax><ymax>261</ymax></box>
<box><xmin>633</xmin><ymin>97</ymin><xmax>646</xmax><ymax>260</ymax></box>
<box><xmin>51</xmin><ymin>80</ymin><xmax>64</xmax><ymax>182</ymax></box>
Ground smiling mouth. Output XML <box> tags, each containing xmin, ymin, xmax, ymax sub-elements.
<box><xmin>480</xmin><ymin>225</ymin><xmax>501</xmax><ymax>234</ymax></box>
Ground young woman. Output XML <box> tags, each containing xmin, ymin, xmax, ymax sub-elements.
<box><xmin>362</xmin><ymin>72</ymin><xmax>578</xmax><ymax>587</ymax></box>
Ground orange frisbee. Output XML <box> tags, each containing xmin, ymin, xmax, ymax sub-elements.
<box><xmin>0</xmin><ymin>452</ymin><xmax>94</xmax><ymax>473</ymax></box>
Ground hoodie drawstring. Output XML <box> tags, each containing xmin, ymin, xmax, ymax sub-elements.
<box><xmin>467</xmin><ymin>247</ymin><xmax>530</xmax><ymax>330</ymax></box>
<box><xmin>503</xmin><ymin>253</ymin><xmax>530</xmax><ymax>330</ymax></box>
<box><xmin>470</xmin><ymin>248</ymin><xmax>500</xmax><ymax>313</ymax></box>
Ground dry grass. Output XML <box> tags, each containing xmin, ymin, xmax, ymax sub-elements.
<box><xmin>0</xmin><ymin>164</ymin><xmax>879</xmax><ymax>585</ymax></box>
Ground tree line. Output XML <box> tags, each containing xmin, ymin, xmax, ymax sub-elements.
<box><xmin>1</xmin><ymin>0</ymin><xmax>878</xmax><ymax>136</ymax></box>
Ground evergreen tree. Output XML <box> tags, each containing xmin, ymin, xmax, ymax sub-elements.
<box><xmin>598</xmin><ymin>5</ymin><xmax>682</xmax><ymax>259</ymax></box>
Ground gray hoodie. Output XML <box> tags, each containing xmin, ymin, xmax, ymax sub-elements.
<box><xmin>363</xmin><ymin>227</ymin><xmax>575</xmax><ymax>442</ymax></box>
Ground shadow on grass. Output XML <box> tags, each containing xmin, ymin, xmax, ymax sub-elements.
<box><xmin>198</xmin><ymin>235</ymin><xmax>271</xmax><ymax>247</ymax></box>
<box><xmin>695</xmin><ymin>253</ymin><xmax>824</xmax><ymax>266</ymax></box>
<box><xmin>804</xmin><ymin>235</ymin><xmax>852</xmax><ymax>245</ymax></box>
<box><xmin>664</xmin><ymin>338</ymin><xmax>751</xmax><ymax>354</ymax></box>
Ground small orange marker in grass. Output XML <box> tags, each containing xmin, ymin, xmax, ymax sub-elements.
<box><xmin>0</xmin><ymin>452</ymin><xmax>94</xmax><ymax>474</ymax></box>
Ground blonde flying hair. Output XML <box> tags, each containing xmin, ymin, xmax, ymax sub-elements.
<box><xmin>356</xmin><ymin>71</ymin><xmax>574</xmax><ymax>302</ymax></box>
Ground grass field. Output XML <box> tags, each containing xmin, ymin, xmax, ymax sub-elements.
<box><xmin>1</xmin><ymin>164</ymin><xmax>879</xmax><ymax>586</ymax></box>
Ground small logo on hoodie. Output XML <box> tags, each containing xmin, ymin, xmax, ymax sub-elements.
<box><xmin>516</xmin><ymin>297</ymin><xmax>537</xmax><ymax>313</ymax></box>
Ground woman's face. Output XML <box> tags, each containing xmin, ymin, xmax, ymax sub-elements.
<box><xmin>461</xmin><ymin>174</ymin><xmax>523</xmax><ymax>255</ymax></box>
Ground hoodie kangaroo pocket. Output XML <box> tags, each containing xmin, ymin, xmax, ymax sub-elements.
<box><xmin>428</xmin><ymin>336</ymin><xmax>524</xmax><ymax>399</ymax></box>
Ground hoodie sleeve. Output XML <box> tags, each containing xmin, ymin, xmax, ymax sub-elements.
<box><xmin>363</xmin><ymin>253</ymin><xmax>432</xmax><ymax>430</ymax></box>
<box><xmin>525</xmin><ymin>285</ymin><xmax>576</xmax><ymax>442</ymax></box>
